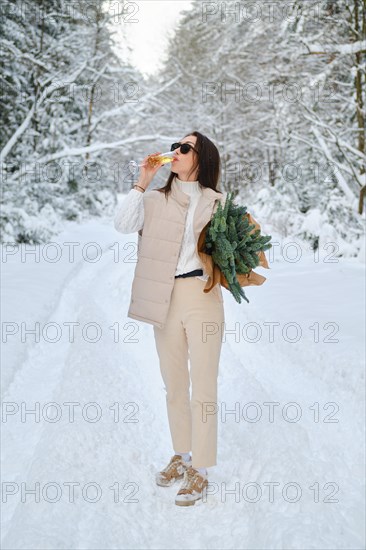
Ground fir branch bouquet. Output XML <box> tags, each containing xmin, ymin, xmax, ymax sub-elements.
<box><xmin>202</xmin><ymin>192</ymin><xmax>272</xmax><ymax>304</ymax></box>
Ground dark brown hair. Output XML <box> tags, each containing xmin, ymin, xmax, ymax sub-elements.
<box><xmin>155</xmin><ymin>131</ymin><xmax>222</xmax><ymax>199</ymax></box>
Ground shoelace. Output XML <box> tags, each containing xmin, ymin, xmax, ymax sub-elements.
<box><xmin>179</xmin><ymin>468</ymin><xmax>201</xmax><ymax>491</ymax></box>
<box><xmin>161</xmin><ymin>457</ymin><xmax>182</xmax><ymax>479</ymax></box>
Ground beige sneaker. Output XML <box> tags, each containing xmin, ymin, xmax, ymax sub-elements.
<box><xmin>155</xmin><ymin>454</ymin><xmax>192</xmax><ymax>487</ymax></box>
<box><xmin>175</xmin><ymin>466</ymin><xmax>208</xmax><ymax>506</ymax></box>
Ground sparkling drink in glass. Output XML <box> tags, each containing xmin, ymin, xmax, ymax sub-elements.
<box><xmin>129</xmin><ymin>151</ymin><xmax>176</xmax><ymax>174</ymax></box>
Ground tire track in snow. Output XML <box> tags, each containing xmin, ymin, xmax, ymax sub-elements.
<box><xmin>1</xmin><ymin>242</ymin><xmax>129</xmax><ymax>545</ymax></box>
<box><xmin>215</xmin><ymin>295</ymin><xmax>363</xmax><ymax>550</ymax></box>
<box><xmin>2</xmin><ymin>234</ymin><xmax>183</xmax><ymax>549</ymax></box>
<box><xmin>2</xmin><ymin>241</ymin><xmax>364</xmax><ymax>549</ymax></box>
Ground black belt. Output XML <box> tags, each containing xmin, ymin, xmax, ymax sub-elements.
<box><xmin>174</xmin><ymin>269</ymin><xmax>203</xmax><ymax>279</ymax></box>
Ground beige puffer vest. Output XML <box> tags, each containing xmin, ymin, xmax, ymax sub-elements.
<box><xmin>127</xmin><ymin>182</ymin><xmax>227</xmax><ymax>329</ymax></box>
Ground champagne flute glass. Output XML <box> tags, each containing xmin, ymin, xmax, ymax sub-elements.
<box><xmin>128</xmin><ymin>150</ymin><xmax>176</xmax><ymax>175</ymax></box>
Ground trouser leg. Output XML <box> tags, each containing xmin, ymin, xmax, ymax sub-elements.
<box><xmin>182</xmin><ymin>279</ymin><xmax>225</xmax><ymax>468</ymax></box>
<box><xmin>153</xmin><ymin>291</ymin><xmax>191</xmax><ymax>454</ymax></box>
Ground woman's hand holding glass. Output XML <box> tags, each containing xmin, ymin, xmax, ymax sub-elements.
<box><xmin>129</xmin><ymin>151</ymin><xmax>176</xmax><ymax>190</ymax></box>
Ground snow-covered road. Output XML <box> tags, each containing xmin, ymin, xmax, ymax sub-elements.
<box><xmin>1</xmin><ymin>205</ymin><xmax>365</xmax><ymax>549</ymax></box>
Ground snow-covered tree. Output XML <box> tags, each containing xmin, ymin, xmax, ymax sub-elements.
<box><xmin>1</xmin><ymin>0</ymin><xmax>364</xmax><ymax>256</ymax></box>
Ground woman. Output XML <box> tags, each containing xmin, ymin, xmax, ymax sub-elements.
<box><xmin>114</xmin><ymin>131</ymin><xmax>228</xmax><ymax>507</ymax></box>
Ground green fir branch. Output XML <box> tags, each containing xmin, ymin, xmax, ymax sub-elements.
<box><xmin>203</xmin><ymin>192</ymin><xmax>272</xmax><ymax>304</ymax></box>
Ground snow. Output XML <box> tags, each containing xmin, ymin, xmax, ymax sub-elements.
<box><xmin>1</xmin><ymin>197</ymin><xmax>365</xmax><ymax>549</ymax></box>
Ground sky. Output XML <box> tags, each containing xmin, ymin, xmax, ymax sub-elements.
<box><xmin>110</xmin><ymin>0</ymin><xmax>194</xmax><ymax>77</ymax></box>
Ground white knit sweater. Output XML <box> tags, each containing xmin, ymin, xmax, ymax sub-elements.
<box><xmin>113</xmin><ymin>176</ymin><xmax>210</xmax><ymax>281</ymax></box>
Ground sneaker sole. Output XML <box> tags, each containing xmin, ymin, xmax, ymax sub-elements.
<box><xmin>175</xmin><ymin>494</ymin><xmax>203</xmax><ymax>506</ymax></box>
<box><xmin>175</xmin><ymin>498</ymin><xmax>199</xmax><ymax>506</ymax></box>
<box><xmin>175</xmin><ymin>486</ymin><xmax>207</xmax><ymax>506</ymax></box>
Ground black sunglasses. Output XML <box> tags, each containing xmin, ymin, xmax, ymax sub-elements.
<box><xmin>170</xmin><ymin>142</ymin><xmax>198</xmax><ymax>154</ymax></box>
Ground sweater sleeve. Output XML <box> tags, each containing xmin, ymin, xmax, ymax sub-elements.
<box><xmin>114</xmin><ymin>189</ymin><xmax>144</xmax><ymax>234</ymax></box>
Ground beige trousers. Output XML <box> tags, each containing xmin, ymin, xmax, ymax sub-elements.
<box><xmin>153</xmin><ymin>277</ymin><xmax>225</xmax><ymax>468</ymax></box>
